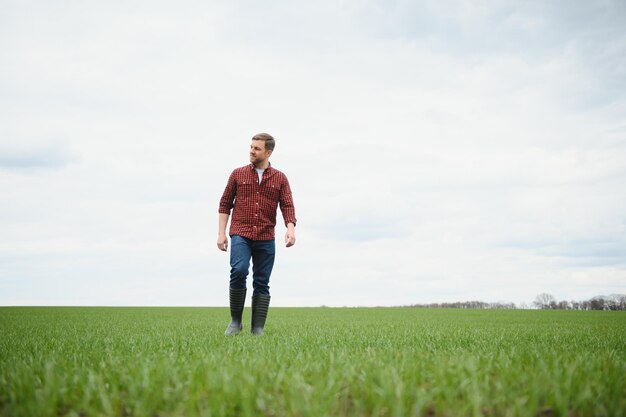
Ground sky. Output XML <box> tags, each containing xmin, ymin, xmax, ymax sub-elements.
<box><xmin>1</xmin><ymin>0</ymin><xmax>625</xmax><ymax>307</ymax></box>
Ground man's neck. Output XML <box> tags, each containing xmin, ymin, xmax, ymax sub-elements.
<box><xmin>253</xmin><ymin>161</ymin><xmax>270</xmax><ymax>169</ymax></box>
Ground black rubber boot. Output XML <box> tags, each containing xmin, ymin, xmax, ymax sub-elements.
<box><xmin>251</xmin><ymin>295</ymin><xmax>271</xmax><ymax>336</ymax></box>
<box><xmin>225</xmin><ymin>288</ymin><xmax>247</xmax><ymax>336</ymax></box>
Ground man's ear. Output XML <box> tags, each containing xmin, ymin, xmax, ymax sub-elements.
<box><xmin>266</xmin><ymin>149</ymin><xmax>273</xmax><ymax>157</ymax></box>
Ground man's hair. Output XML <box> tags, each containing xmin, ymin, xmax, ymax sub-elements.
<box><xmin>252</xmin><ymin>133</ymin><xmax>275</xmax><ymax>151</ymax></box>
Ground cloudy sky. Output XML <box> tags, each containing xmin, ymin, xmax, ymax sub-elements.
<box><xmin>1</xmin><ymin>0</ymin><xmax>625</xmax><ymax>307</ymax></box>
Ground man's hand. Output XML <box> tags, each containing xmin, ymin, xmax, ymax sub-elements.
<box><xmin>285</xmin><ymin>223</ymin><xmax>296</xmax><ymax>248</ymax></box>
<box><xmin>217</xmin><ymin>234</ymin><xmax>228</xmax><ymax>251</ymax></box>
<box><xmin>217</xmin><ymin>213</ymin><xmax>230</xmax><ymax>251</ymax></box>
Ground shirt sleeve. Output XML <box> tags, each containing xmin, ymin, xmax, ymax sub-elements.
<box><xmin>279</xmin><ymin>175</ymin><xmax>297</xmax><ymax>226</ymax></box>
<box><xmin>218</xmin><ymin>170</ymin><xmax>237</xmax><ymax>215</ymax></box>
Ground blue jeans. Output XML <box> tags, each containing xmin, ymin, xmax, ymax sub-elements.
<box><xmin>229</xmin><ymin>235</ymin><xmax>275</xmax><ymax>296</ymax></box>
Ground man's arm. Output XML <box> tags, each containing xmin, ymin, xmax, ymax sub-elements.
<box><xmin>217</xmin><ymin>170</ymin><xmax>236</xmax><ymax>252</ymax></box>
<box><xmin>279</xmin><ymin>175</ymin><xmax>297</xmax><ymax>248</ymax></box>
<box><xmin>285</xmin><ymin>222</ymin><xmax>296</xmax><ymax>248</ymax></box>
<box><xmin>217</xmin><ymin>213</ymin><xmax>230</xmax><ymax>251</ymax></box>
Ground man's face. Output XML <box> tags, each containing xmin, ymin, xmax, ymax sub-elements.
<box><xmin>249</xmin><ymin>140</ymin><xmax>272</xmax><ymax>165</ymax></box>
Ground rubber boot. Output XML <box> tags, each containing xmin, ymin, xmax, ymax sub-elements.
<box><xmin>224</xmin><ymin>288</ymin><xmax>247</xmax><ymax>335</ymax></box>
<box><xmin>251</xmin><ymin>294</ymin><xmax>271</xmax><ymax>336</ymax></box>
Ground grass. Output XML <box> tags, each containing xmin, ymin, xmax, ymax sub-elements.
<box><xmin>0</xmin><ymin>307</ymin><xmax>625</xmax><ymax>417</ymax></box>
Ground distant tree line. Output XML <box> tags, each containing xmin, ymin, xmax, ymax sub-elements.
<box><xmin>406</xmin><ymin>301</ymin><xmax>516</xmax><ymax>309</ymax></box>
<box><xmin>531</xmin><ymin>293</ymin><xmax>626</xmax><ymax>311</ymax></box>
<box><xmin>406</xmin><ymin>293</ymin><xmax>626</xmax><ymax>310</ymax></box>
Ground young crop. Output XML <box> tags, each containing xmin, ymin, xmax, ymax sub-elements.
<box><xmin>1</xmin><ymin>307</ymin><xmax>624</xmax><ymax>416</ymax></box>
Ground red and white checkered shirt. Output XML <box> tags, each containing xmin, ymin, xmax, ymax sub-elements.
<box><xmin>219</xmin><ymin>163</ymin><xmax>297</xmax><ymax>241</ymax></box>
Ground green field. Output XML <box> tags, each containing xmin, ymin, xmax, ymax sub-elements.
<box><xmin>1</xmin><ymin>307</ymin><xmax>624</xmax><ymax>417</ymax></box>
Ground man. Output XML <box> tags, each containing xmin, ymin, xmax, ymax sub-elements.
<box><xmin>217</xmin><ymin>133</ymin><xmax>297</xmax><ymax>336</ymax></box>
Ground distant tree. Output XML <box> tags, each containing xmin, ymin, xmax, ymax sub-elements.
<box><xmin>533</xmin><ymin>293</ymin><xmax>556</xmax><ymax>310</ymax></box>
<box><xmin>589</xmin><ymin>296</ymin><xmax>607</xmax><ymax>310</ymax></box>
<box><xmin>607</xmin><ymin>294</ymin><xmax>626</xmax><ymax>311</ymax></box>
<box><xmin>614</xmin><ymin>294</ymin><xmax>626</xmax><ymax>311</ymax></box>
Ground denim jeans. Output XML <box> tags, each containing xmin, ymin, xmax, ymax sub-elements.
<box><xmin>229</xmin><ymin>235</ymin><xmax>275</xmax><ymax>296</ymax></box>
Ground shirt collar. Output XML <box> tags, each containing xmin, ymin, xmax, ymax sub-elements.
<box><xmin>249</xmin><ymin>162</ymin><xmax>272</xmax><ymax>172</ymax></box>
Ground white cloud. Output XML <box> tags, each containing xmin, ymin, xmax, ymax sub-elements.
<box><xmin>0</xmin><ymin>139</ymin><xmax>78</xmax><ymax>170</ymax></box>
<box><xmin>1</xmin><ymin>0</ymin><xmax>625</xmax><ymax>306</ymax></box>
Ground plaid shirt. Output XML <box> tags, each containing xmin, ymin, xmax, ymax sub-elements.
<box><xmin>219</xmin><ymin>163</ymin><xmax>297</xmax><ymax>241</ymax></box>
